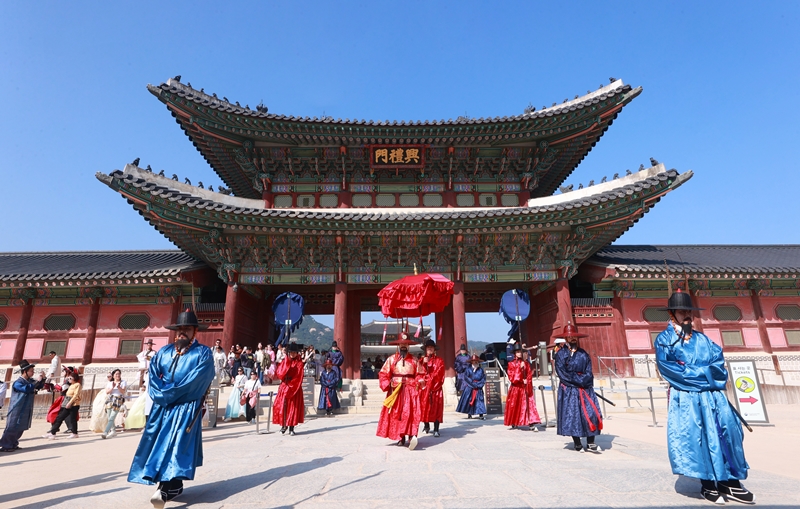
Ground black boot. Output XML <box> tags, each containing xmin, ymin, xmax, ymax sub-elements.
<box><xmin>572</xmin><ymin>436</ymin><xmax>583</xmax><ymax>452</ymax></box>
<box><xmin>701</xmin><ymin>480</ymin><xmax>724</xmax><ymax>505</ymax></box>
<box><xmin>280</xmin><ymin>426</ymin><xmax>287</xmax><ymax>434</ymax></box>
<box><xmin>422</xmin><ymin>422</ymin><xmax>430</xmax><ymax>434</ymax></box>
<box><xmin>586</xmin><ymin>436</ymin><xmax>599</xmax><ymax>451</ymax></box>
<box><xmin>718</xmin><ymin>479</ymin><xmax>754</xmax><ymax>504</ymax></box>
<box><xmin>396</xmin><ymin>437</ymin><xmax>406</xmax><ymax>446</ymax></box>
<box><xmin>288</xmin><ymin>426</ymin><xmax>296</xmax><ymax>436</ymax></box>
<box><xmin>433</xmin><ymin>421</ymin><xmax>440</xmax><ymax>437</ymax></box>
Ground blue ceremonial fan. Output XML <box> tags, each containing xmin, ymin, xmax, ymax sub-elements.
<box><xmin>499</xmin><ymin>289</ymin><xmax>530</xmax><ymax>339</ymax></box>
<box><xmin>272</xmin><ymin>292</ymin><xmax>305</xmax><ymax>347</ymax></box>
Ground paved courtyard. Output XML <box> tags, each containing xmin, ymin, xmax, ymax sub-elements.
<box><xmin>1</xmin><ymin>406</ymin><xmax>799</xmax><ymax>509</ymax></box>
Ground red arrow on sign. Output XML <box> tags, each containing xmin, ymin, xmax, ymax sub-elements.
<box><xmin>739</xmin><ymin>396</ymin><xmax>758</xmax><ymax>405</ymax></box>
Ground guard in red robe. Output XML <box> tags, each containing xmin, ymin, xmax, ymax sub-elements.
<box><xmin>376</xmin><ymin>334</ymin><xmax>421</xmax><ymax>450</ymax></box>
<box><xmin>504</xmin><ymin>343</ymin><xmax>537</xmax><ymax>430</ymax></box>
<box><xmin>418</xmin><ymin>339</ymin><xmax>445</xmax><ymax>437</ymax></box>
<box><xmin>273</xmin><ymin>342</ymin><xmax>305</xmax><ymax>435</ymax></box>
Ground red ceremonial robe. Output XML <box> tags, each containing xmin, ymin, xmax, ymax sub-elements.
<box><xmin>418</xmin><ymin>354</ymin><xmax>445</xmax><ymax>423</ymax></box>
<box><xmin>272</xmin><ymin>356</ymin><xmax>305</xmax><ymax>427</ymax></box>
<box><xmin>504</xmin><ymin>359</ymin><xmax>535</xmax><ymax>426</ymax></box>
<box><xmin>376</xmin><ymin>352</ymin><xmax>421</xmax><ymax>440</ymax></box>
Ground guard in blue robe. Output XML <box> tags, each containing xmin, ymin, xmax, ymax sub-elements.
<box><xmin>454</xmin><ymin>344</ymin><xmax>470</xmax><ymax>394</ymax></box>
<box><xmin>554</xmin><ymin>323</ymin><xmax>602</xmax><ymax>452</ymax></box>
<box><xmin>326</xmin><ymin>342</ymin><xmax>345</xmax><ymax>389</ymax></box>
<box><xmin>0</xmin><ymin>360</ymin><xmax>45</xmax><ymax>452</ymax></box>
<box><xmin>128</xmin><ymin>310</ymin><xmax>215</xmax><ymax>508</ymax></box>
<box><xmin>456</xmin><ymin>355</ymin><xmax>486</xmax><ymax>418</ymax></box>
<box><xmin>318</xmin><ymin>361</ymin><xmax>341</xmax><ymax>415</ymax></box>
<box><xmin>655</xmin><ymin>290</ymin><xmax>753</xmax><ymax>504</ymax></box>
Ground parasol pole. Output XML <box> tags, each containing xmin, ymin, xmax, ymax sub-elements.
<box><xmin>286</xmin><ymin>292</ymin><xmax>292</xmax><ymax>344</ymax></box>
<box><xmin>513</xmin><ymin>289</ymin><xmax>530</xmax><ymax>427</ymax></box>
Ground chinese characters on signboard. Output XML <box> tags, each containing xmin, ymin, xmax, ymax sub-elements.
<box><xmin>369</xmin><ymin>145</ymin><xmax>425</xmax><ymax>169</ymax></box>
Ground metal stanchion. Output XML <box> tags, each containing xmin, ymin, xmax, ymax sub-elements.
<box><xmin>645</xmin><ymin>356</ymin><xmax>652</xmax><ymax>378</ymax></box>
<box><xmin>258</xmin><ymin>391</ymin><xmax>274</xmax><ymax>434</ymax></box>
<box><xmin>538</xmin><ymin>385</ymin><xmax>548</xmax><ymax>426</ymax></box>
<box><xmin>647</xmin><ymin>386</ymin><xmax>661</xmax><ymax>427</ymax></box>
<box><xmin>599</xmin><ymin>386</ymin><xmax>610</xmax><ymax>420</ymax></box>
<box><xmin>624</xmin><ymin>380</ymin><xmax>631</xmax><ymax>408</ymax></box>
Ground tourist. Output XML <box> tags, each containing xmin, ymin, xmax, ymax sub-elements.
<box><xmin>376</xmin><ymin>333</ymin><xmax>421</xmax><ymax>450</ymax></box>
<box><xmin>264</xmin><ymin>344</ymin><xmax>276</xmax><ymax>384</ymax></box>
<box><xmin>654</xmin><ymin>290</ymin><xmax>753</xmax><ymax>504</ymax></box>
<box><xmin>128</xmin><ymin>309</ymin><xmax>215</xmax><ymax>508</ymax></box>
<box><xmin>45</xmin><ymin>366</ymin><xmax>75</xmax><ymax>428</ymax></box>
<box><xmin>223</xmin><ymin>367</ymin><xmax>246</xmax><ymax>421</ymax></box>
<box><xmin>0</xmin><ymin>379</ymin><xmax>6</xmax><ymax>412</ymax></box>
<box><xmin>213</xmin><ymin>345</ymin><xmax>228</xmax><ymax>384</ymax></box>
<box><xmin>273</xmin><ymin>343</ymin><xmax>305</xmax><ymax>435</ymax></box>
<box><xmin>275</xmin><ymin>344</ymin><xmax>286</xmax><ymax>366</ymax></box>
<box><xmin>454</xmin><ymin>344</ymin><xmax>470</xmax><ymax>395</ymax></box>
<box><xmin>0</xmin><ymin>360</ymin><xmax>45</xmax><ymax>452</ymax></box>
<box><xmin>480</xmin><ymin>345</ymin><xmax>494</xmax><ymax>363</ymax></box>
<box><xmin>418</xmin><ymin>339</ymin><xmax>445</xmax><ymax>437</ymax></box>
<box><xmin>44</xmin><ymin>370</ymin><xmax>82</xmax><ymax>439</ymax></box>
<box><xmin>554</xmin><ymin>323</ymin><xmax>602</xmax><ymax>452</ymax></box>
<box><xmin>101</xmin><ymin>369</ymin><xmax>128</xmax><ymax>439</ymax></box>
<box><xmin>137</xmin><ymin>339</ymin><xmax>156</xmax><ymax>386</ymax></box>
<box><xmin>504</xmin><ymin>344</ymin><xmax>538</xmax><ymax>431</ymax></box>
<box><xmin>90</xmin><ymin>372</ymin><xmax>114</xmax><ymax>433</ymax></box>
<box><xmin>254</xmin><ymin>343</ymin><xmax>265</xmax><ymax>380</ymax></box>
<box><xmin>326</xmin><ymin>341</ymin><xmax>344</xmax><ymax>389</ymax></box>
<box><xmin>318</xmin><ymin>359</ymin><xmax>340</xmax><ymax>416</ymax></box>
<box><xmin>243</xmin><ymin>370</ymin><xmax>261</xmax><ymax>424</ymax></box>
<box><xmin>46</xmin><ymin>350</ymin><xmax>61</xmax><ymax>384</ymax></box>
<box><xmin>240</xmin><ymin>346</ymin><xmax>255</xmax><ymax>378</ymax></box>
<box><xmin>314</xmin><ymin>349</ymin><xmax>324</xmax><ymax>381</ymax></box>
<box><xmin>456</xmin><ymin>355</ymin><xmax>486</xmax><ymax>419</ymax></box>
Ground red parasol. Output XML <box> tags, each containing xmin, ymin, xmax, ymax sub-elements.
<box><xmin>377</xmin><ymin>272</ymin><xmax>455</xmax><ymax>318</ymax></box>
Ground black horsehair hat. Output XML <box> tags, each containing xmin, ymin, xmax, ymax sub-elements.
<box><xmin>424</xmin><ymin>339</ymin><xmax>438</xmax><ymax>349</ymax></box>
<box><xmin>287</xmin><ymin>342</ymin><xmax>303</xmax><ymax>353</ymax></box>
<box><xmin>165</xmin><ymin>309</ymin><xmax>209</xmax><ymax>330</ymax></box>
<box><xmin>660</xmin><ymin>289</ymin><xmax>705</xmax><ymax>311</ymax></box>
<box><xmin>18</xmin><ymin>359</ymin><xmax>36</xmax><ymax>371</ymax></box>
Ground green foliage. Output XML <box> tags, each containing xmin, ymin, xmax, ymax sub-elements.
<box><xmin>291</xmin><ymin>315</ymin><xmax>334</xmax><ymax>351</ymax></box>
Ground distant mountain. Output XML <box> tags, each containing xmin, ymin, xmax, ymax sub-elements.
<box><xmin>292</xmin><ymin>315</ymin><xmax>335</xmax><ymax>351</ymax></box>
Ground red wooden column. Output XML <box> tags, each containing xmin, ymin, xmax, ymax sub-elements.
<box><xmin>750</xmin><ymin>291</ymin><xmax>780</xmax><ymax>372</ymax></box>
<box><xmin>12</xmin><ymin>297</ymin><xmax>34</xmax><ymax>366</ymax></box>
<box><xmin>438</xmin><ymin>303</ymin><xmax>456</xmax><ymax>377</ymax></box>
<box><xmin>334</xmin><ymin>283</ymin><xmax>349</xmax><ymax>378</ymax></box>
<box><xmin>451</xmin><ymin>282</ymin><xmax>467</xmax><ymax>359</ymax></box>
<box><xmin>554</xmin><ymin>277</ymin><xmax>573</xmax><ymax>339</ymax></box>
<box><xmin>222</xmin><ymin>283</ymin><xmax>239</xmax><ymax>353</ymax></box>
<box><xmin>81</xmin><ymin>298</ymin><xmax>102</xmax><ymax>366</ymax></box>
<box><xmin>347</xmin><ymin>291</ymin><xmax>361</xmax><ymax>379</ymax></box>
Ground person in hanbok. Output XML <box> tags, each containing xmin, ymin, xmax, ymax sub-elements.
<box><xmin>101</xmin><ymin>369</ymin><xmax>127</xmax><ymax>438</ymax></box>
<box><xmin>376</xmin><ymin>334</ymin><xmax>421</xmax><ymax>450</ymax></box>
<box><xmin>326</xmin><ymin>341</ymin><xmax>345</xmax><ymax>390</ymax></box>
<box><xmin>273</xmin><ymin>342</ymin><xmax>305</xmax><ymax>435</ymax></box>
<box><xmin>418</xmin><ymin>339</ymin><xmax>445</xmax><ymax>437</ymax></box>
<box><xmin>504</xmin><ymin>344</ymin><xmax>538</xmax><ymax>430</ymax></box>
<box><xmin>90</xmin><ymin>373</ymin><xmax>113</xmax><ymax>433</ymax></box>
<box><xmin>264</xmin><ymin>344</ymin><xmax>276</xmax><ymax>384</ymax></box>
<box><xmin>456</xmin><ymin>355</ymin><xmax>486</xmax><ymax>419</ymax></box>
<box><xmin>46</xmin><ymin>366</ymin><xmax>75</xmax><ymax>429</ymax></box>
<box><xmin>554</xmin><ymin>323</ymin><xmax>602</xmax><ymax>452</ymax></box>
<box><xmin>128</xmin><ymin>310</ymin><xmax>214</xmax><ymax>508</ymax></box>
<box><xmin>224</xmin><ymin>367</ymin><xmax>247</xmax><ymax>421</ymax></box>
<box><xmin>318</xmin><ymin>360</ymin><xmax>340</xmax><ymax>416</ymax></box>
<box><xmin>454</xmin><ymin>343</ymin><xmax>470</xmax><ymax>395</ymax></box>
<box><xmin>655</xmin><ymin>290</ymin><xmax>753</xmax><ymax>504</ymax></box>
<box><xmin>243</xmin><ymin>371</ymin><xmax>261</xmax><ymax>424</ymax></box>
<box><xmin>43</xmin><ymin>371</ymin><xmax>82</xmax><ymax>439</ymax></box>
<box><xmin>0</xmin><ymin>360</ymin><xmax>45</xmax><ymax>452</ymax></box>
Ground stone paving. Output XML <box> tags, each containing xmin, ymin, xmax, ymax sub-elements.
<box><xmin>1</xmin><ymin>406</ymin><xmax>799</xmax><ymax>509</ymax></box>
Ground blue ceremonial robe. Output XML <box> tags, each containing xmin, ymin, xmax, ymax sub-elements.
<box><xmin>454</xmin><ymin>353</ymin><xmax>471</xmax><ymax>392</ymax></box>
<box><xmin>327</xmin><ymin>349</ymin><xmax>344</xmax><ymax>388</ymax></box>
<box><xmin>655</xmin><ymin>324</ymin><xmax>749</xmax><ymax>481</ymax></box>
<box><xmin>555</xmin><ymin>347</ymin><xmax>602</xmax><ymax>437</ymax></box>
<box><xmin>128</xmin><ymin>339</ymin><xmax>215</xmax><ymax>485</ymax></box>
<box><xmin>0</xmin><ymin>376</ymin><xmax>44</xmax><ymax>449</ymax></box>
<box><xmin>456</xmin><ymin>365</ymin><xmax>486</xmax><ymax>415</ymax></box>
<box><xmin>318</xmin><ymin>369</ymin><xmax>341</xmax><ymax>410</ymax></box>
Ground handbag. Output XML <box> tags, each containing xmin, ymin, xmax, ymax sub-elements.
<box><xmin>239</xmin><ymin>391</ymin><xmax>248</xmax><ymax>406</ymax></box>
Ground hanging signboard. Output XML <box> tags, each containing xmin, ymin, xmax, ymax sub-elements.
<box><xmin>728</xmin><ymin>360</ymin><xmax>769</xmax><ymax>424</ymax></box>
<box><xmin>303</xmin><ymin>376</ymin><xmax>316</xmax><ymax>413</ymax></box>
<box><xmin>369</xmin><ymin>145</ymin><xmax>426</xmax><ymax>169</ymax></box>
<box><xmin>483</xmin><ymin>366</ymin><xmax>503</xmax><ymax>414</ymax></box>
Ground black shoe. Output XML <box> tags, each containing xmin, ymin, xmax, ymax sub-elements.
<box><xmin>396</xmin><ymin>438</ymin><xmax>406</xmax><ymax>446</ymax></box>
<box><xmin>466</xmin><ymin>415</ymin><xmax>471</xmax><ymax>419</ymax></box>
<box><xmin>433</xmin><ymin>431</ymin><xmax>440</xmax><ymax>438</ymax></box>
<box><xmin>701</xmin><ymin>487</ymin><xmax>725</xmax><ymax>505</ymax></box>
<box><xmin>719</xmin><ymin>483</ymin><xmax>754</xmax><ymax>504</ymax></box>
<box><xmin>586</xmin><ymin>443</ymin><xmax>599</xmax><ymax>452</ymax></box>
<box><xmin>150</xmin><ymin>489</ymin><xmax>167</xmax><ymax>509</ymax></box>
<box><xmin>288</xmin><ymin>427</ymin><xmax>296</xmax><ymax>436</ymax></box>
<box><xmin>280</xmin><ymin>426</ymin><xmax>287</xmax><ymax>434</ymax></box>
<box><xmin>479</xmin><ymin>415</ymin><xmax>485</xmax><ymax>420</ymax></box>
<box><xmin>422</xmin><ymin>424</ymin><xmax>430</xmax><ymax>434</ymax></box>
<box><xmin>164</xmin><ymin>486</ymin><xmax>183</xmax><ymax>502</ymax></box>
<box><xmin>574</xmin><ymin>443</ymin><xmax>583</xmax><ymax>452</ymax></box>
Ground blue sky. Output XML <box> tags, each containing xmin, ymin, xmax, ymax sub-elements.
<box><xmin>1</xmin><ymin>2</ymin><xmax>798</xmax><ymax>339</ymax></box>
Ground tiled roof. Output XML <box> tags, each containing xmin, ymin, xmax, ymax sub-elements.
<box><xmin>361</xmin><ymin>321</ymin><xmax>431</xmax><ymax>335</ymax></box>
<box><xmin>0</xmin><ymin>250</ymin><xmax>204</xmax><ymax>282</ymax></box>
<box><xmin>588</xmin><ymin>245</ymin><xmax>800</xmax><ymax>274</ymax></box>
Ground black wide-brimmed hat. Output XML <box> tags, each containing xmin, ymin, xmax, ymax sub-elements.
<box><xmin>287</xmin><ymin>342</ymin><xmax>303</xmax><ymax>353</ymax></box>
<box><xmin>459</xmin><ymin>343</ymin><xmax>467</xmax><ymax>351</ymax></box>
<box><xmin>423</xmin><ymin>339</ymin><xmax>438</xmax><ymax>350</ymax></box>
<box><xmin>660</xmin><ymin>290</ymin><xmax>704</xmax><ymax>311</ymax></box>
<box><xmin>330</xmin><ymin>341</ymin><xmax>339</xmax><ymax>349</ymax></box>
<box><xmin>511</xmin><ymin>343</ymin><xmax>523</xmax><ymax>352</ymax></box>
<box><xmin>18</xmin><ymin>359</ymin><xmax>36</xmax><ymax>372</ymax></box>
<box><xmin>165</xmin><ymin>309</ymin><xmax>209</xmax><ymax>330</ymax></box>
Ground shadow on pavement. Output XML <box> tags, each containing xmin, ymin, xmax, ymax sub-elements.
<box><xmin>172</xmin><ymin>456</ymin><xmax>344</xmax><ymax>506</ymax></box>
<box><xmin>0</xmin><ymin>455</ymin><xmax>58</xmax><ymax>468</ymax></box>
<box><xmin>0</xmin><ymin>472</ymin><xmax>127</xmax><ymax>505</ymax></box>
<box><xmin>558</xmin><ymin>434</ymin><xmax>618</xmax><ymax>452</ymax></box>
<box><xmin>12</xmin><ymin>488</ymin><xmax>130</xmax><ymax>509</ymax></box>
<box><xmin>272</xmin><ymin>471</ymin><xmax>385</xmax><ymax>508</ymax></box>
<box><xmin>294</xmin><ymin>422</ymin><xmax>371</xmax><ymax>436</ymax></box>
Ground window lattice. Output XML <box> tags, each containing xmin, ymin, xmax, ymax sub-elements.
<box><xmin>274</xmin><ymin>195</ymin><xmax>292</xmax><ymax>208</ymax></box>
<box><xmin>376</xmin><ymin>194</ymin><xmax>395</xmax><ymax>207</ymax></box>
<box><xmin>423</xmin><ymin>194</ymin><xmax>443</xmax><ymax>207</ymax></box>
<box><xmin>501</xmin><ymin>194</ymin><xmax>519</xmax><ymax>206</ymax></box>
<box><xmin>297</xmin><ymin>195</ymin><xmax>315</xmax><ymax>208</ymax></box>
<box><xmin>319</xmin><ymin>194</ymin><xmax>338</xmax><ymax>208</ymax></box>
<box><xmin>44</xmin><ymin>341</ymin><xmax>67</xmax><ymax>357</ymax></box>
<box><xmin>120</xmin><ymin>340</ymin><xmax>143</xmax><ymax>356</ymax></box>
<box><xmin>44</xmin><ymin>314</ymin><xmax>75</xmax><ymax>331</ymax></box>
<box><xmin>643</xmin><ymin>307</ymin><xmax>670</xmax><ymax>322</ymax></box>
<box><xmin>479</xmin><ymin>194</ymin><xmax>496</xmax><ymax>206</ymax></box>
<box><xmin>0</xmin><ymin>315</ymin><xmax>7</xmax><ymax>331</ymax></box>
<box><xmin>721</xmin><ymin>330</ymin><xmax>744</xmax><ymax>346</ymax></box>
<box><xmin>352</xmin><ymin>194</ymin><xmax>372</xmax><ymax>207</ymax></box>
<box><xmin>399</xmin><ymin>194</ymin><xmax>419</xmax><ymax>207</ymax></box>
<box><xmin>713</xmin><ymin>305</ymin><xmax>742</xmax><ymax>322</ymax></box>
<box><xmin>456</xmin><ymin>194</ymin><xmax>475</xmax><ymax>207</ymax></box>
<box><xmin>776</xmin><ymin>305</ymin><xmax>800</xmax><ymax>321</ymax></box>
<box><xmin>119</xmin><ymin>314</ymin><xmax>150</xmax><ymax>330</ymax></box>
<box><xmin>786</xmin><ymin>330</ymin><xmax>800</xmax><ymax>346</ymax></box>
